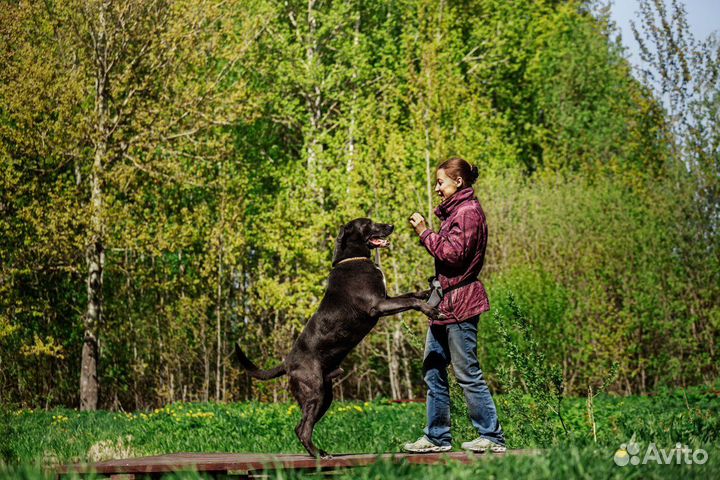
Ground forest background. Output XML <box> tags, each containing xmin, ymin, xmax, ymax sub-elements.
<box><xmin>0</xmin><ymin>0</ymin><xmax>718</xmax><ymax>411</ymax></box>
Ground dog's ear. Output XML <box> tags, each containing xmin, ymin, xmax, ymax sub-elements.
<box><xmin>336</xmin><ymin>224</ymin><xmax>349</xmax><ymax>251</ymax></box>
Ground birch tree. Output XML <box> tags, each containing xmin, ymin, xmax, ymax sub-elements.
<box><xmin>0</xmin><ymin>0</ymin><xmax>269</xmax><ymax>409</ymax></box>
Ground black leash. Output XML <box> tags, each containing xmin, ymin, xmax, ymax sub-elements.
<box><xmin>426</xmin><ymin>276</ymin><xmax>477</xmax><ymax>307</ymax></box>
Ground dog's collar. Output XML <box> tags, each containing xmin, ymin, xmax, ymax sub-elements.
<box><xmin>334</xmin><ymin>256</ymin><xmax>372</xmax><ymax>266</ymax></box>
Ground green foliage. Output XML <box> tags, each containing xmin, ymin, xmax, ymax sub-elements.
<box><xmin>492</xmin><ymin>294</ymin><xmax>566</xmax><ymax>447</ymax></box>
<box><xmin>479</xmin><ymin>170</ymin><xmax>719</xmax><ymax>394</ymax></box>
<box><xmin>482</xmin><ymin>267</ymin><xmax>570</xmax><ymax>378</ymax></box>
<box><xmin>0</xmin><ymin>0</ymin><xmax>717</xmax><ymax>409</ymax></box>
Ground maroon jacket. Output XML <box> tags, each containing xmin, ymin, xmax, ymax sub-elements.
<box><xmin>419</xmin><ymin>187</ymin><xmax>490</xmax><ymax>325</ymax></box>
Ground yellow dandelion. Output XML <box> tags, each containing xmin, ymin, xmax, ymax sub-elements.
<box><xmin>51</xmin><ymin>415</ymin><xmax>68</xmax><ymax>425</ymax></box>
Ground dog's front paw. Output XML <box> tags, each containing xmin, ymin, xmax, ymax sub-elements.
<box><xmin>414</xmin><ymin>289</ymin><xmax>432</xmax><ymax>300</ymax></box>
<box><xmin>424</xmin><ymin>305</ymin><xmax>446</xmax><ymax>321</ymax></box>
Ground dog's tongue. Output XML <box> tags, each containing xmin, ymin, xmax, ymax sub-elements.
<box><xmin>369</xmin><ymin>238</ymin><xmax>389</xmax><ymax>248</ymax></box>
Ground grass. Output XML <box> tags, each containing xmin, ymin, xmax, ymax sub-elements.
<box><xmin>1</xmin><ymin>386</ymin><xmax>719</xmax><ymax>479</ymax></box>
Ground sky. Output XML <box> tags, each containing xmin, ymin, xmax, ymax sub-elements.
<box><xmin>609</xmin><ymin>0</ymin><xmax>720</xmax><ymax>67</ymax></box>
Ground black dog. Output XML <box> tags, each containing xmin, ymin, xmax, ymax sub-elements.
<box><xmin>235</xmin><ymin>218</ymin><xmax>443</xmax><ymax>458</ymax></box>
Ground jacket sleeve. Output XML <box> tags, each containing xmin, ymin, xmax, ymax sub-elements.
<box><xmin>419</xmin><ymin>210</ymin><xmax>479</xmax><ymax>267</ymax></box>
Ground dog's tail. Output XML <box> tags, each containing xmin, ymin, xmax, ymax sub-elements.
<box><xmin>234</xmin><ymin>340</ymin><xmax>286</xmax><ymax>380</ymax></box>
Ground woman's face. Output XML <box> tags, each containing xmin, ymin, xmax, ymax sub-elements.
<box><xmin>434</xmin><ymin>168</ymin><xmax>462</xmax><ymax>201</ymax></box>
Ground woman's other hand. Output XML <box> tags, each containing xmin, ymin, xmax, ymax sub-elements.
<box><xmin>409</xmin><ymin>212</ymin><xmax>428</xmax><ymax>236</ymax></box>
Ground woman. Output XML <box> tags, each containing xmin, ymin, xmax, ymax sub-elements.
<box><xmin>403</xmin><ymin>157</ymin><xmax>506</xmax><ymax>454</ymax></box>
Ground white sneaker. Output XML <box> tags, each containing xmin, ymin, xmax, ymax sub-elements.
<box><xmin>403</xmin><ymin>435</ymin><xmax>452</xmax><ymax>453</ymax></box>
<box><xmin>461</xmin><ymin>437</ymin><xmax>507</xmax><ymax>453</ymax></box>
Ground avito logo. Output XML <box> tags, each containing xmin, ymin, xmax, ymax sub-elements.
<box><xmin>614</xmin><ymin>434</ymin><xmax>708</xmax><ymax>466</ymax></box>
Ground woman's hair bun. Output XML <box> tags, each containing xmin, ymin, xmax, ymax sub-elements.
<box><xmin>469</xmin><ymin>164</ymin><xmax>479</xmax><ymax>184</ymax></box>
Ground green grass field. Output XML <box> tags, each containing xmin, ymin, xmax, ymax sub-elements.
<box><xmin>2</xmin><ymin>387</ymin><xmax>719</xmax><ymax>479</ymax></box>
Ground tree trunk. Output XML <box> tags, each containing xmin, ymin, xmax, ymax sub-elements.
<box><xmin>424</xmin><ymin>108</ymin><xmax>433</xmax><ymax>224</ymax></box>
<box><xmin>202</xmin><ymin>318</ymin><xmax>209</xmax><ymax>402</ymax></box>
<box><xmin>391</xmin><ymin>256</ymin><xmax>413</xmax><ymax>399</ymax></box>
<box><xmin>80</xmin><ymin>144</ymin><xmax>105</xmax><ymax>411</ymax></box>
<box><xmin>80</xmin><ymin>3</ymin><xmax>110</xmax><ymax>410</ymax></box>
<box><xmin>400</xmin><ymin>330</ymin><xmax>414</xmax><ymax>399</ymax></box>
<box><xmin>216</xmin><ymin>204</ymin><xmax>223</xmax><ymax>401</ymax></box>
<box><xmin>346</xmin><ymin>11</ymin><xmax>360</xmax><ymax>188</ymax></box>
<box><xmin>305</xmin><ymin>0</ymin><xmax>323</xmax><ymax>205</ymax></box>
<box><xmin>387</xmin><ymin>330</ymin><xmax>400</xmax><ymax>400</ymax></box>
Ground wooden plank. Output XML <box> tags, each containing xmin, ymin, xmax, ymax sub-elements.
<box><xmin>56</xmin><ymin>450</ymin><xmax>542</xmax><ymax>477</ymax></box>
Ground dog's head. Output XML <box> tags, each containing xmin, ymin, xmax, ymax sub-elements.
<box><xmin>333</xmin><ymin>218</ymin><xmax>394</xmax><ymax>263</ymax></box>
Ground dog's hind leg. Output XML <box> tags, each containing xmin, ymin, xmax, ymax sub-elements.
<box><xmin>290</xmin><ymin>371</ymin><xmax>329</xmax><ymax>458</ymax></box>
<box><xmin>310</xmin><ymin>381</ymin><xmax>334</xmax><ymax>458</ymax></box>
<box><xmin>317</xmin><ymin>380</ymin><xmax>334</xmax><ymax>424</ymax></box>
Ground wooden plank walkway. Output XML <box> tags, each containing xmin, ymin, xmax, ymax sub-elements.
<box><xmin>56</xmin><ymin>450</ymin><xmax>541</xmax><ymax>479</ymax></box>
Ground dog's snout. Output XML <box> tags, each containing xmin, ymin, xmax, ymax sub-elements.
<box><xmin>387</xmin><ymin>224</ymin><xmax>394</xmax><ymax>233</ymax></box>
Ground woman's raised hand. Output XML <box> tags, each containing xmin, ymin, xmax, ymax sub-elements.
<box><xmin>409</xmin><ymin>212</ymin><xmax>428</xmax><ymax>236</ymax></box>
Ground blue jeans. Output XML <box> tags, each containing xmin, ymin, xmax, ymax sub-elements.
<box><xmin>422</xmin><ymin>316</ymin><xmax>505</xmax><ymax>447</ymax></box>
